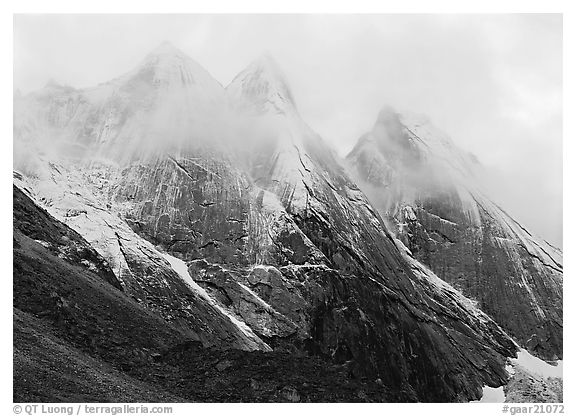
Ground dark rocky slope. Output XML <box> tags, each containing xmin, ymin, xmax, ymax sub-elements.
<box><xmin>14</xmin><ymin>185</ymin><xmax>187</xmax><ymax>401</ymax></box>
<box><xmin>13</xmin><ymin>185</ymin><xmax>411</xmax><ymax>402</ymax></box>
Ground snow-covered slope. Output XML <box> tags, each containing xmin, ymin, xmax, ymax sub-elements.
<box><xmin>346</xmin><ymin>107</ymin><xmax>563</xmax><ymax>360</ymax></box>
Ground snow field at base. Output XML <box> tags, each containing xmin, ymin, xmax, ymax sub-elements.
<box><xmin>472</xmin><ymin>348</ymin><xmax>563</xmax><ymax>403</ymax></box>
<box><xmin>472</xmin><ymin>386</ymin><xmax>506</xmax><ymax>403</ymax></box>
<box><xmin>512</xmin><ymin>349</ymin><xmax>563</xmax><ymax>380</ymax></box>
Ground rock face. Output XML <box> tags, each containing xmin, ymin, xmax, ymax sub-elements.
<box><xmin>12</xmin><ymin>185</ymin><xmax>412</xmax><ymax>403</ymax></box>
<box><xmin>13</xmin><ymin>43</ymin><xmax>528</xmax><ymax>402</ymax></box>
<box><xmin>346</xmin><ymin>108</ymin><xmax>563</xmax><ymax>361</ymax></box>
<box><xmin>13</xmin><ymin>174</ymin><xmax>269</xmax><ymax>352</ymax></box>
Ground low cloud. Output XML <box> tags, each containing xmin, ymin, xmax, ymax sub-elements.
<box><xmin>13</xmin><ymin>14</ymin><xmax>562</xmax><ymax>246</ymax></box>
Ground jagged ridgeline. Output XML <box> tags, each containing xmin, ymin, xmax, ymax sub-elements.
<box><xmin>13</xmin><ymin>42</ymin><xmax>560</xmax><ymax>402</ymax></box>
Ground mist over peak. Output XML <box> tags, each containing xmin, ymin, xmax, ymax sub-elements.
<box><xmin>346</xmin><ymin>107</ymin><xmax>562</xmax><ymax>362</ymax></box>
<box><xmin>226</xmin><ymin>53</ymin><xmax>296</xmax><ymax>115</ymax></box>
<box><xmin>146</xmin><ymin>40</ymin><xmax>183</xmax><ymax>56</ymax></box>
<box><xmin>122</xmin><ymin>42</ymin><xmax>223</xmax><ymax>92</ymax></box>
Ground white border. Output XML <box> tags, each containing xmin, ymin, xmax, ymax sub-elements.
<box><xmin>2</xmin><ymin>3</ymin><xmax>573</xmax><ymax>415</ymax></box>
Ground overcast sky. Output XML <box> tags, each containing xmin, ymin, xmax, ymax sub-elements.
<box><xmin>13</xmin><ymin>14</ymin><xmax>563</xmax><ymax>247</ymax></box>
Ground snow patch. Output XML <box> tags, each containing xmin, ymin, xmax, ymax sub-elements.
<box><xmin>472</xmin><ymin>386</ymin><xmax>506</xmax><ymax>403</ymax></box>
<box><xmin>472</xmin><ymin>348</ymin><xmax>562</xmax><ymax>403</ymax></box>
<box><xmin>162</xmin><ymin>253</ymin><xmax>213</xmax><ymax>301</ymax></box>
<box><xmin>34</xmin><ymin>239</ymin><xmax>51</xmax><ymax>248</ymax></box>
<box><xmin>236</xmin><ymin>282</ymin><xmax>274</xmax><ymax>311</ymax></box>
<box><xmin>512</xmin><ymin>348</ymin><xmax>563</xmax><ymax>379</ymax></box>
<box><xmin>161</xmin><ymin>253</ymin><xmax>269</xmax><ymax>349</ymax></box>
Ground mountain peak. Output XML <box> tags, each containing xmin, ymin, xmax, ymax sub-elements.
<box><xmin>226</xmin><ymin>53</ymin><xmax>296</xmax><ymax>115</ymax></box>
<box><xmin>373</xmin><ymin>105</ymin><xmax>404</xmax><ymax>133</ymax></box>
<box><xmin>141</xmin><ymin>41</ymin><xmax>191</xmax><ymax>69</ymax></box>
<box><xmin>146</xmin><ymin>41</ymin><xmax>185</xmax><ymax>59</ymax></box>
<box><xmin>372</xmin><ymin>106</ymin><xmax>458</xmax><ymax>155</ymax></box>
<box><xmin>251</xmin><ymin>52</ymin><xmax>281</xmax><ymax>71</ymax></box>
<box><xmin>126</xmin><ymin>41</ymin><xmax>223</xmax><ymax>92</ymax></box>
<box><xmin>375</xmin><ymin>105</ymin><xmax>399</xmax><ymax>122</ymax></box>
<box><xmin>349</xmin><ymin>107</ymin><xmax>480</xmax><ymax>189</ymax></box>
